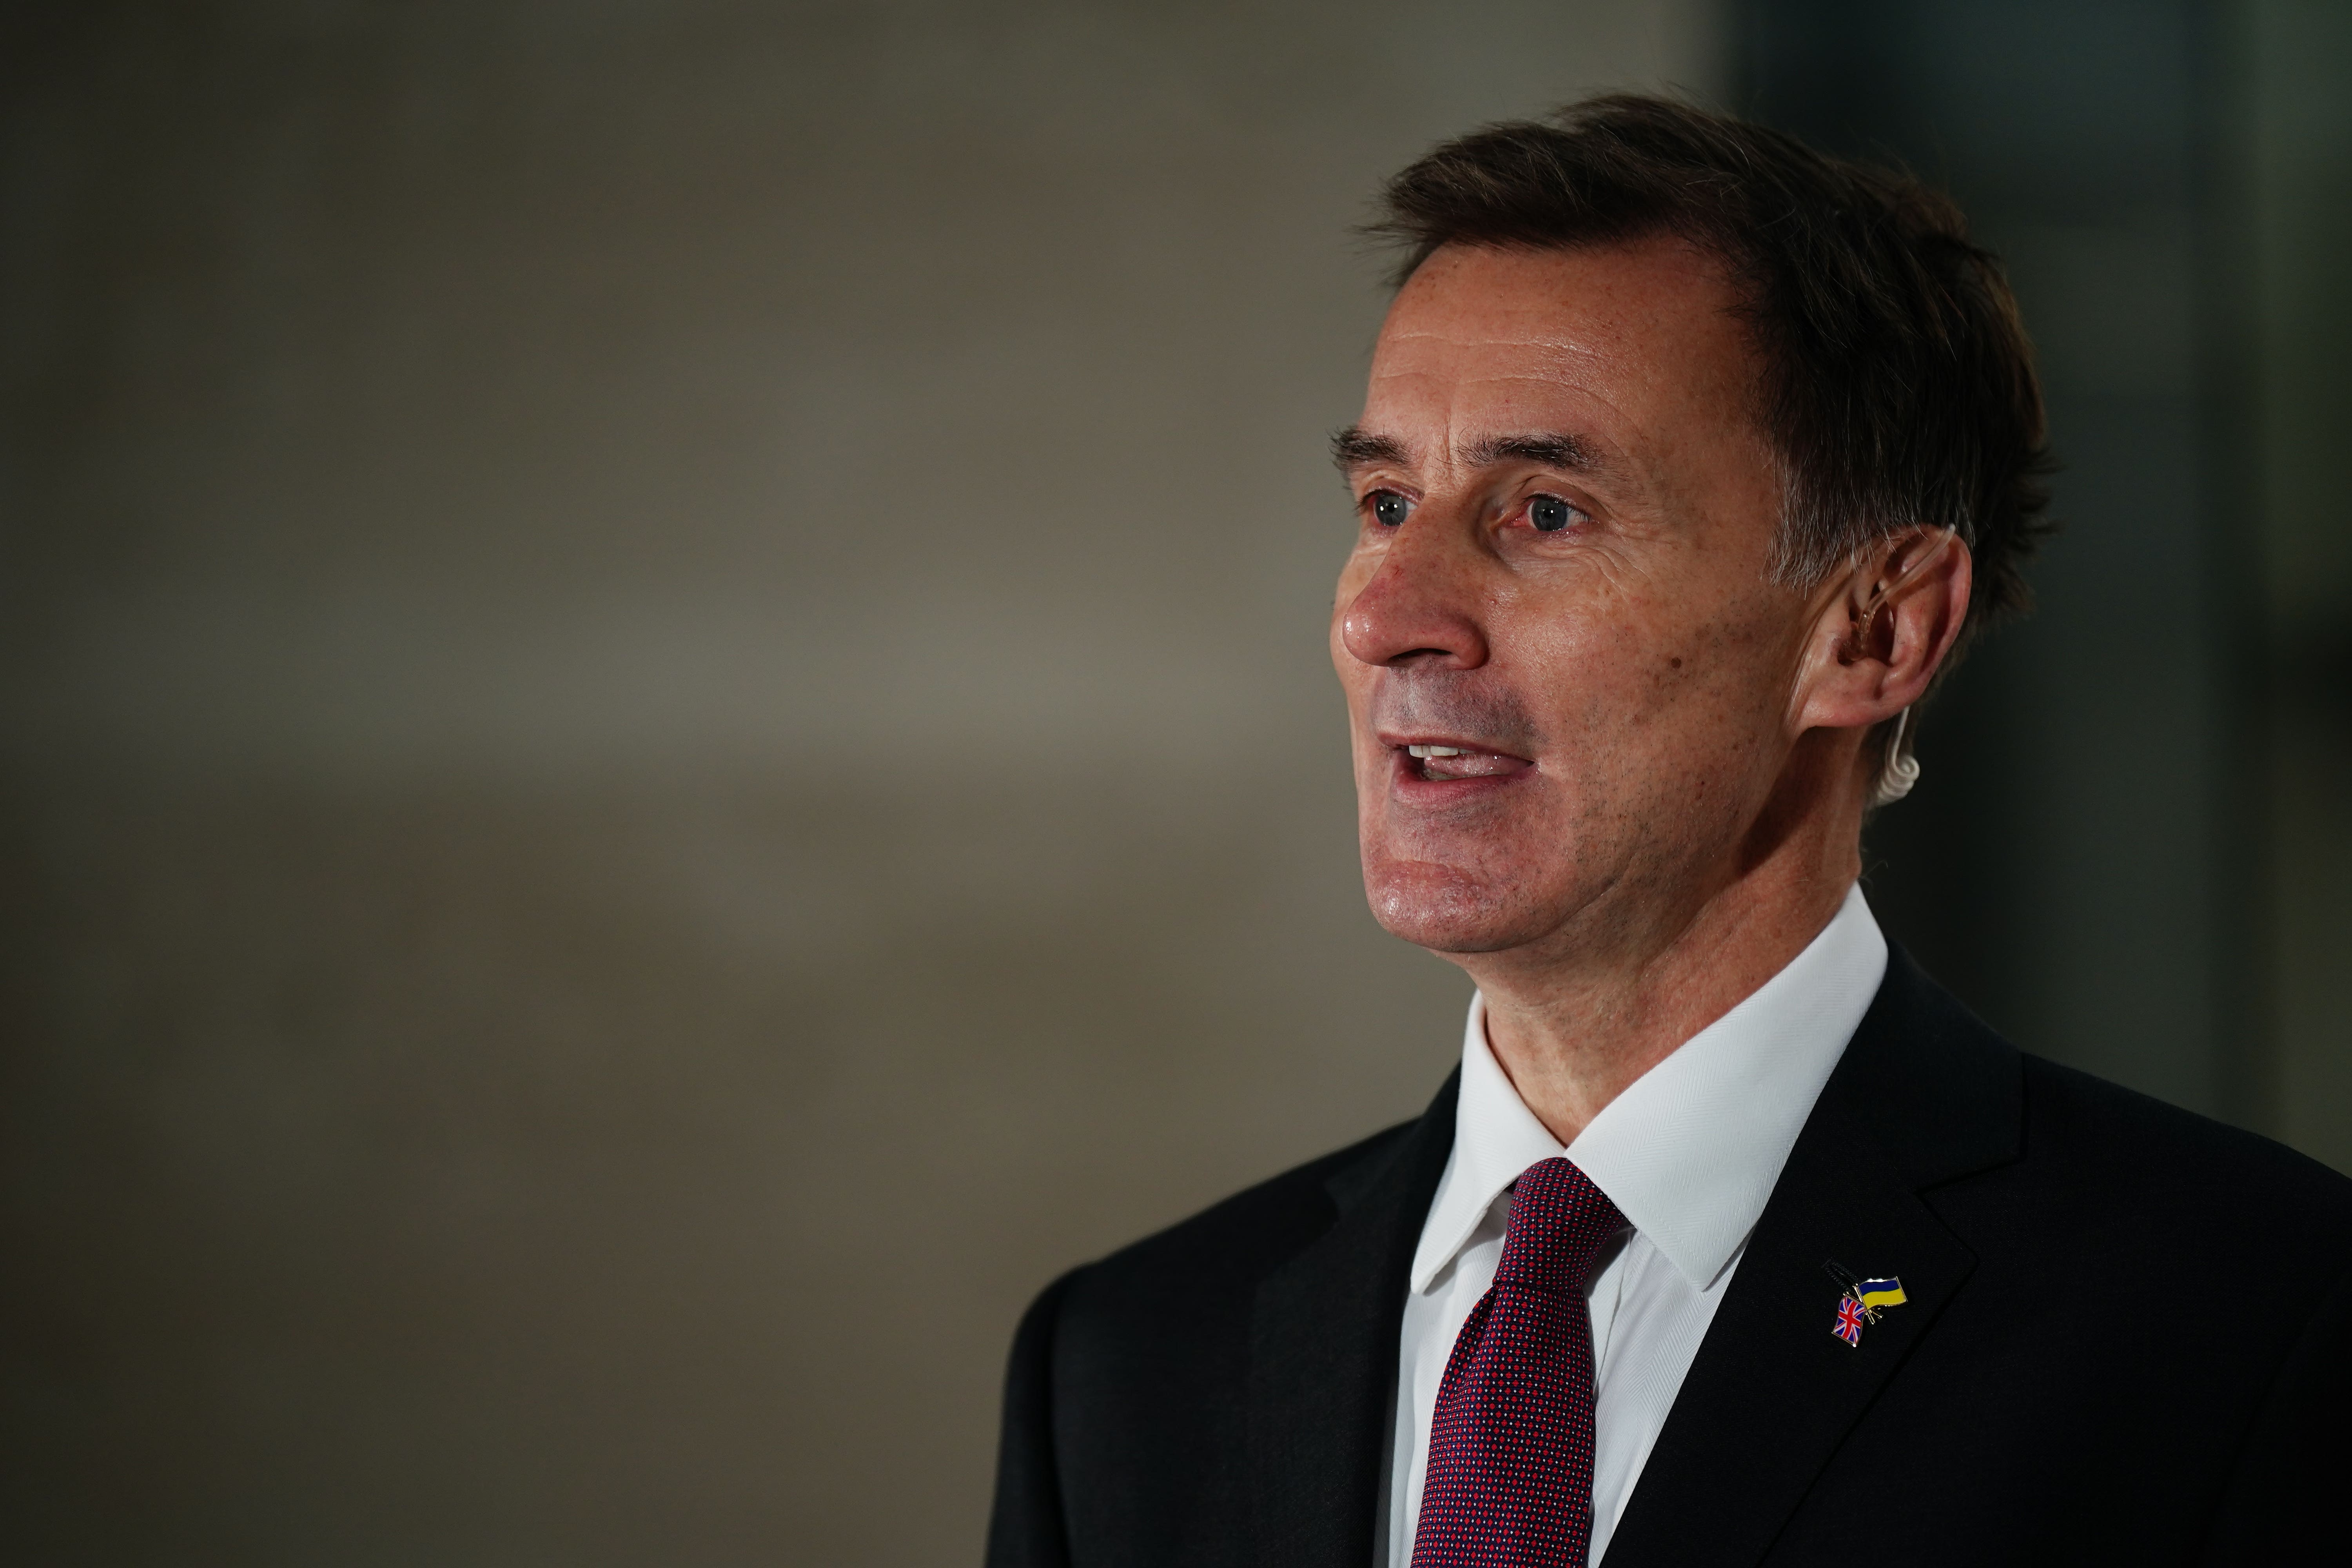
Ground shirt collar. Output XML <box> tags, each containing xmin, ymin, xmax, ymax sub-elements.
<box><xmin>1410</xmin><ymin>883</ymin><xmax>1888</xmax><ymax>1294</ymax></box>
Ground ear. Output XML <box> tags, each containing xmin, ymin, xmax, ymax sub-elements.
<box><xmin>1791</xmin><ymin>527</ymin><xmax>1973</xmax><ymax>735</ymax></box>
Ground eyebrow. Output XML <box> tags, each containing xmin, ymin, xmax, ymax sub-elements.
<box><xmin>1329</xmin><ymin>425</ymin><xmax>1609</xmax><ymax>477</ymax></box>
<box><xmin>1462</xmin><ymin>432</ymin><xmax>1601</xmax><ymax>472</ymax></box>
<box><xmin>1330</xmin><ymin>425</ymin><xmax>1409</xmax><ymax>471</ymax></box>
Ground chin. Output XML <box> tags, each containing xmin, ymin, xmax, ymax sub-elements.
<box><xmin>1362</xmin><ymin>855</ymin><xmax>1560</xmax><ymax>955</ymax></box>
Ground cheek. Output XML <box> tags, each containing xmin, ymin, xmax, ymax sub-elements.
<box><xmin>1616</xmin><ymin>617</ymin><xmax>1800</xmax><ymax>826</ymax></box>
<box><xmin>1510</xmin><ymin>588</ymin><xmax>1679</xmax><ymax>729</ymax></box>
<box><xmin>1515</xmin><ymin>592</ymin><xmax>1783</xmax><ymax>782</ymax></box>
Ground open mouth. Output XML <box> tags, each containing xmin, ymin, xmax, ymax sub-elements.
<box><xmin>1396</xmin><ymin>742</ymin><xmax>1534</xmax><ymax>783</ymax></box>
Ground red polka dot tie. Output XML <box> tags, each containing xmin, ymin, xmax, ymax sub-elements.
<box><xmin>1410</xmin><ymin>1156</ymin><xmax>1627</xmax><ymax>1568</ymax></box>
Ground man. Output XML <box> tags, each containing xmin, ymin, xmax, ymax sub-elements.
<box><xmin>986</xmin><ymin>96</ymin><xmax>2350</xmax><ymax>1567</ymax></box>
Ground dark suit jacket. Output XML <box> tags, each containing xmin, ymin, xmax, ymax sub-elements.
<box><xmin>986</xmin><ymin>950</ymin><xmax>2352</xmax><ymax>1566</ymax></box>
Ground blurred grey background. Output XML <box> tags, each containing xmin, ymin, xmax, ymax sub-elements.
<box><xmin>0</xmin><ymin>2</ymin><xmax>2343</xmax><ymax>1563</ymax></box>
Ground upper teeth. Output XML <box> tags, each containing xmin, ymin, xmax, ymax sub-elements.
<box><xmin>1407</xmin><ymin>745</ymin><xmax>1466</xmax><ymax>758</ymax></box>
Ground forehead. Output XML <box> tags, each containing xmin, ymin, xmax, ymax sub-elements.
<box><xmin>1363</xmin><ymin>238</ymin><xmax>1758</xmax><ymax>454</ymax></box>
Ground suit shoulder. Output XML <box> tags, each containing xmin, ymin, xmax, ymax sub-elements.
<box><xmin>2018</xmin><ymin>1053</ymin><xmax>2352</xmax><ymax>1237</ymax></box>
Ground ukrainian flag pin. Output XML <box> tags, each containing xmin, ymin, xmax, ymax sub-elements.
<box><xmin>1823</xmin><ymin>1259</ymin><xmax>1907</xmax><ymax>1347</ymax></box>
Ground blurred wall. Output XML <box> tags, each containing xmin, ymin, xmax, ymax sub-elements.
<box><xmin>1735</xmin><ymin>0</ymin><xmax>2352</xmax><ymax>1167</ymax></box>
<box><xmin>1740</xmin><ymin>0</ymin><xmax>2243</xmax><ymax>1118</ymax></box>
<box><xmin>2250</xmin><ymin>0</ymin><xmax>2352</xmax><ymax>1171</ymax></box>
<box><xmin>0</xmin><ymin>3</ymin><xmax>1724</xmax><ymax>1563</ymax></box>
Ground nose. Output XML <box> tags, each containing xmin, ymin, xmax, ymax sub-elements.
<box><xmin>1338</xmin><ymin>516</ymin><xmax>1490</xmax><ymax>671</ymax></box>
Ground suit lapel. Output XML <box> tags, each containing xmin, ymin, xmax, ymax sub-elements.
<box><xmin>1602</xmin><ymin>950</ymin><xmax>2023</xmax><ymax>1568</ymax></box>
<box><xmin>1247</xmin><ymin>1073</ymin><xmax>1457</xmax><ymax>1568</ymax></box>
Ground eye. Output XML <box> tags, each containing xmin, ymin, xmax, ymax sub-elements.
<box><xmin>1370</xmin><ymin>490</ymin><xmax>1414</xmax><ymax>528</ymax></box>
<box><xmin>1528</xmin><ymin>494</ymin><xmax>1582</xmax><ymax>533</ymax></box>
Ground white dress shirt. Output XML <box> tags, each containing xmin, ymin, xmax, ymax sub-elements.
<box><xmin>1385</xmin><ymin>884</ymin><xmax>1889</xmax><ymax>1566</ymax></box>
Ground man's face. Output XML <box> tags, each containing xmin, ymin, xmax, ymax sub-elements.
<box><xmin>1332</xmin><ymin>238</ymin><xmax>1815</xmax><ymax>962</ymax></box>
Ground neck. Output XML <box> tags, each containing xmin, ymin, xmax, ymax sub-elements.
<box><xmin>1457</xmin><ymin>757</ymin><xmax>1866</xmax><ymax>1146</ymax></box>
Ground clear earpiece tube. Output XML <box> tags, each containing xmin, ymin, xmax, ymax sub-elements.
<box><xmin>1872</xmin><ymin>706</ymin><xmax>1922</xmax><ymax>806</ymax></box>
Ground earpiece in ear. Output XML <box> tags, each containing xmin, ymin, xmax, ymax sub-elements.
<box><xmin>1844</xmin><ymin>527</ymin><xmax>1959</xmax><ymax>666</ymax></box>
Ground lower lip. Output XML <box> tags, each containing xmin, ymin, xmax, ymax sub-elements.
<box><xmin>1387</xmin><ymin>749</ymin><xmax>1535</xmax><ymax>801</ymax></box>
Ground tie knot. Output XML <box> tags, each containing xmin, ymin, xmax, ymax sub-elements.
<box><xmin>1492</xmin><ymin>1156</ymin><xmax>1626</xmax><ymax>1295</ymax></box>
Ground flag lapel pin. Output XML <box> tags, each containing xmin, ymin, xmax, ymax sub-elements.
<box><xmin>1823</xmin><ymin>1259</ymin><xmax>1907</xmax><ymax>1347</ymax></box>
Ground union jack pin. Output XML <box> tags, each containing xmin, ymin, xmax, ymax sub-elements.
<box><xmin>1824</xmin><ymin>1259</ymin><xmax>1907</xmax><ymax>1348</ymax></box>
<box><xmin>1833</xmin><ymin>1293</ymin><xmax>1867</xmax><ymax>1345</ymax></box>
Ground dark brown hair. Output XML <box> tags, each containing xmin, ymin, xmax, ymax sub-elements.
<box><xmin>1367</xmin><ymin>93</ymin><xmax>2051</xmax><ymax>643</ymax></box>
